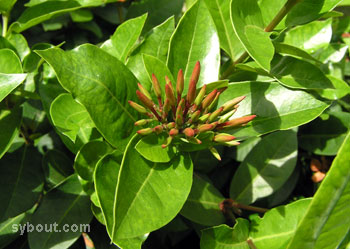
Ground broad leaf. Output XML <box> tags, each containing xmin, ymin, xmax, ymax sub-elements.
<box><xmin>0</xmin><ymin>107</ymin><xmax>22</xmax><ymax>158</ymax></box>
<box><xmin>167</xmin><ymin>0</ymin><xmax>220</xmax><ymax>91</ymax></box>
<box><xmin>231</xmin><ymin>0</ymin><xmax>274</xmax><ymax>71</ymax></box>
<box><xmin>270</xmin><ymin>55</ymin><xmax>333</xmax><ymax>90</ymax></box>
<box><xmin>203</xmin><ymin>0</ymin><xmax>245</xmax><ymax>61</ymax></box>
<box><xmin>74</xmin><ymin>140</ymin><xmax>113</xmax><ymax>181</ymax></box>
<box><xmin>200</xmin><ymin>218</ymin><xmax>250</xmax><ymax>249</ymax></box>
<box><xmin>287</xmin><ymin>132</ymin><xmax>350</xmax><ymax>249</ymax></box>
<box><xmin>230</xmin><ymin>130</ymin><xmax>298</xmax><ymax>204</ymax></box>
<box><xmin>283</xmin><ymin>19</ymin><xmax>332</xmax><ymax>53</ymax></box>
<box><xmin>126</xmin><ymin>0</ymin><xmax>183</xmax><ymax>33</ymax></box>
<box><xmin>28</xmin><ymin>174</ymin><xmax>92</xmax><ymax>249</ymax></box>
<box><xmin>101</xmin><ymin>14</ymin><xmax>147</xmax><ymax>63</ymax></box>
<box><xmin>317</xmin><ymin>75</ymin><xmax>350</xmax><ymax>100</ymax></box>
<box><xmin>250</xmin><ymin>199</ymin><xmax>312</xmax><ymax>248</ymax></box>
<box><xmin>0</xmin><ymin>49</ymin><xmax>22</xmax><ymax>73</ymax></box>
<box><xmin>274</xmin><ymin>42</ymin><xmax>320</xmax><ymax>63</ymax></box>
<box><xmin>6</xmin><ymin>33</ymin><xmax>31</xmax><ymax>61</ymax></box>
<box><xmin>0</xmin><ymin>0</ymin><xmax>16</xmax><ymax>13</ymax></box>
<box><xmin>299</xmin><ymin>111</ymin><xmax>350</xmax><ymax>156</ymax></box>
<box><xmin>315</xmin><ymin>43</ymin><xmax>348</xmax><ymax>63</ymax></box>
<box><xmin>96</xmin><ymin>135</ymin><xmax>193</xmax><ymax>240</ymax></box>
<box><xmin>36</xmin><ymin>44</ymin><xmax>139</xmax><ymax>149</ymax></box>
<box><xmin>135</xmin><ymin>133</ymin><xmax>176</xmax><ymax>163</ymax></box>
<box><xmin>217</xmin><ymin>81</ymin><xmax>330</xmax><ymax>138</ymax></box>
<box><xmin>0</xmin><ymin>146</ymin><xmax>44</xmax><ymax>222</ymax></box>
<box><xmin>180</xmin><ymin>174</ymin><xmax>226</xmax><ymax>226</ymax></box>
<box><xmin>127</xmin><ymin>17</ymin><xmax>175</xmax><ymax>88</ymax></box>
<box><xmin>50</xmin><ymin>93</ymin><xmax>95</xmax><ymax>142</ymax></box>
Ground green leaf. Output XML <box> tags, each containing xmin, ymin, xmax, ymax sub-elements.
<box><xmin>217</xmin><ymin>81</ymin><xmax>330</xmax><ymax>138</ymax></box>
<box><xmin>317</xmin><ymin>75</ymin><xmax>350</xmax><ymax>100</ymax></box>
<box><xmin>0</xmin><ymin>107</ymin><xmax>22</xmax><ymax>159</ymax></box>
<box><xmin>270</xmin><ymin>55</ymin><xmax>333</xmax><ymax>90</ymax></box>
<box><xmin>126</xmin><ymin>0</ymin><xmax>184</xmax><ymax>34</ymax></box>
<box><xmin>283</xmin><ymin>19</ymin><xmax>332</xmax><ymax>53</ymax></box>
<box><xmin>180</xmin><ymin>174</ymin><xmax>225</xmax><ymax>226</ymax></box>
<box><xmin>50</xmin><ymin>93</ymin><xmax>95</xmax><ymax>142</ymax></box>
<box><xmin>96</xmin><ymin>135</ymin><xmax>193</xmax><ymax>240</ymax></box>
<box><xmin>315</xmin><ymin>43</ymin><xmax>348</xmax><ymax>63</ymax></box>
<box><xmin>6</xmin><ymin>33</ymin><xmax>31</xmax><ymax>61</ymax></box>
<box><xmin>0</xmin><ymin>146</ymin><xmax>44</xmax><ymax>222</ymax></box>
<box><xmin>42</xmin><ymin>149</ymin><xmax>74</xmax><ymax>188</ymax></box>
<box><xmin>167</xmin><ymin>0</ymin><xmax>220</xmax><ymax>91</ymax></box>
<box><xmin>127</xmin><ymin>17</ymin><xmax>175</xmax><ymax>88</ymax></box>
<box><xmin>135</xmin><ymin>133</ymin><xmax>176</xmax><ymax>163</ymax></box>
<box><xmin>28</xmin><ymin>174</ymin><xmax>92</xmax><ymax>249</ymax></box>
<box><xmin>274</xmin><ymin>43</ymin><xmax>320</xmax><ymax>63</ymax></box>
<box><xmin>0</xmin><ymin>49</ymin><xmax>22</xmax><ymax>73</ymax></box>
<box><xmin>230</xmin><ymin>0</ymin><xmax>274</xmax><ymax>71</ymax></box>
<box><xmin>203</xmin><ymin>0</ymin><xmax>245</xmax><ymax>61</ymax></box>
<box><xmin>36</xmin><ymin>44</ymin><xmax>139</xmax><ymax>149</ymax></box>
<box><xmin>230</xmin><ymin>130</ymin><xmax>297</xmax><ymax>204</ymax></box>
<box><xmin>0</xmin><ymin>0</ymin><xmax>16</xmax><ymax>13</ymax></box>
<box><xmin>70</xmin><ymin>9</ymin><xmax>93</xmax><ymax>23</ymax></box>
<box><xmin>235</xmin><ymin>137</ymin><xmax>261</xmax><ymax>162</ymax></box>
<box><xmin>101</xmin><ymin>14</ymin><xmax>147</xmax><ymax>63</ymax></box>
<box><xmin>0</xmin><ymin>211</ymin><xmax>30</xmax><ymax>248</ymax></box>
<box><xmin>250</xmin><ymin>199</ymin><xmax>312</xmax><ymax>248</ymax></box>
<box><xmin>299</xmin><ymin>110</ymin><xmax>350</xmax><ymax>156</ymax></box>
<box><xmin>200</xmin><ymin>218</ymin><xmax>250</xmax><ymax>249</ymax></box>
<box><xmin>74</xmin><ymin>140</ymin><xmax>113</xmax><ymax>181</ymax></box>
<box><xmin>287</xmin><ymin>132</ymin><xmax>350</xmax><ymax>249</ymax></box>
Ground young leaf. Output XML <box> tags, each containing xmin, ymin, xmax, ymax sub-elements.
<box><xmin>216</xmin><ymin>81</ymin><xmax>330</xmax><ymax>138</ymax></box>
<box><xmin>0</xmin><ymin>0</ymin><xmax>17</xmax><ymax>13</ymax></box>
<box><xmin>28</xmin><ymin>174</ymin><xmax>92</xmax><ymax>249</ymax></box>
<box><xmin>203</xmin><ymin>0</ymin><xmax>245</xmax><ymax>61</ymax></box>
<box><xmin>36</xmin><ymin>44</ymin><xmax>139</xmax><ymax>149</ymax></box>
<box><xmin>230</xmin><ymin>0</ymin><xmax>274</xmax><ymax>71</ymax></box>
<box><xmin>230</xmin><ymin>130</ymin><xmax>298</xmax><ymax>204</ymax></box>
<box><xmin>167</xmin><ymin>0</ymin><xmax>220</xmax><ymax>91</ymax></box>
<box><xmin>101</xmin><ymin>14</ymin><xmax>147</xmax><ymax>63</ymax></box>
<box><xmin>0</xmin><ymin>49</ymin><xmax>22</xmax><ymax>73</ymax></box>
<box><xmin>180</xmin><ymin>174</ymin><xmax>226</xmax><ymax>226</ymax></box>
<box><xmin>287</xmin><ymin>132</ymin><xmax>350</xmax><ymax>249</ymax></box>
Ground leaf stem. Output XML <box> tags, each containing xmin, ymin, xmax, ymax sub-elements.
<box><xmin>2</xmin><ymin>13</ymin><xmax>9</xmax><ymax>37</ymax></box>
<box><xmin>220</xmin><ymin>0</ymin><xmax>302</xmax><ymax>79</ymax></box>
<box><xmin>233</xmin><ymin>202</ymin><xmax>269</xmax><ymax>213</ymax></box>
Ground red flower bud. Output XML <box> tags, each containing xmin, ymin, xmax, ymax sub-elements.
<box><xmin>217</xmin><ymin>115</ymin><xmax>256</xmax><ymax>130</ymax></box>
<box><xmin>151</xmin><ymin>74</ymin><xmax>162</xmax><ymax>99</ymax></box>
<box><xmin>137</xmin><ymin>128</ymin><xmax>153</xmax><ymax>135</ymax></box>
<box><xmin>165</xmin><ymin>83</ymin><xmax>176</xmax><ymax>107</ymax></box>
<box><xmin>194</xmin><ymin>84</ymin><xmax>207</xmax><ymax>107</ymax></box>
<box><xmin>198</xmin><ymin>123</ymin><xmax>215</xmax><ymax>133</ymax></box>
<box><xmin>169</xmin><ymin>128</ymin><xmax>179</xmax><ymax>136</ymax></box>
<box><xmin>222</xmin><ymin>96</ymin><xmax>246</xmax><ymax>113</ymax></box>
<box><xmin>183</xmin><ymin>127</ymin><xmax>195</xmax><ymax>137</ymax></box>
<box><xmin>187</xmin><ymin>61</ymin><xmax>200</xmax><ymax>104</ymax></box>
<box><xmin>176</xmin><ymin>69</ymin><xmax>184</xmax><ymax>99</ymax></box>
<box><xmin>137</xmin><ymin>83</ymin><xmax>152</xmax><ymax>100</ymax></box>
<box><xmin>213</xmin><ymin>133</ymin><xmax>236</xmax><ymax>142</ymax></box>
<box><xmin>208</xmin><ymin>107</ymin><xmax>224</xmax><ymax>123</ymax></box>
<box><xmin>128</xmin><ymin>101</ymin><xmax>148</xmax><ymax>114</ymax></box>
<box><xmin>202</xmin><ymin>89</ymin><xmax>218</xmax><ymax>110</ymax></box>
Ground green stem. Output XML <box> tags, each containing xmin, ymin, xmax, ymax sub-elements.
<box><xmin>220</xmin><ymin>0</ymin><xmax>302</xmax><ymax>79</ymax></box>
<box><xmin>2</xmin><ymin>13</ymin><xmax>9</xmax><ymax>37</ymax></box>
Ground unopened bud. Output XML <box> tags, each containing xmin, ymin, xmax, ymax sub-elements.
<box><xmin>137</xmin><ymin>83</ymin><xmax>152</xmax><ymax>100</ymax></box>
<box><xmin>136</xmin><ymin>90</ymin><xmax>154</xmax><ymax>110</ymax></box>
<box><xmin>213</xmin><ymin>133</ymin><xmax>236</xmax><ymax>142</ymax></box>
<box><xmin>202</xmin><ymin>89</ymin><xmax>218</xmax><ymax>110</ymax></box>
<box><xmin>183</xmin><ymin>128</ymin><xmax>195</xmax><ymax>137</ymax></box>
<box><xmin>162</xmin><ymin>136</ymin><xmax>173</xmax><ymax>148</ymax></box>
<box><xmin>165</xmin><ymin>83</ymin><xmax>176</xmax><ymax>106</ymax></box>
<box><xmin>151</xmin><ymin>74</ymin><xmax>162</xmax><ymax>98</ymax></box>
<box><xmin>167</xmin><ymin>122</ymin><xmax>176</xmax><ymax>129</ymax></box>
<box><xmin>176</xmin><ymin>69</ymin><xmax>184</xmax><ymax>97</ymax></box>
<box><xmin>176</xmin><ymin>98</ymin><xmax>185</xmax><ymax>117</ymax></box>
<box><xmin>128</xmin><ymin>101</ymin><xmax>148</xmax><ymax>114</ymax></box>
<box><xmin>218</xmin><ymin>109</ymin><xmax>237</xmax><ymax>123</ymax></box>
<box><xmin>222</xmin><ymin>96</ymin><xmax>246</xmax><ymax>113</ymax></box>
<box><xmin>134</xmin><ymin>119</ymin><xmax>152</xmax><ymax>126</ymax></box>
<box><xmin>194</xmin><ymin>84</ymin><xmax>207</xmax><ymax>107</ymax></box>
<box><xmin>198</xmin><ymin>123</ymin><xmax>214</xmax><ymax>133</ymax></box>
<box><xmin>218</xmin><ymin>115</ymin><xmax>256</xmax><ymax>130</ymax></box>
<box><xmin>209</xmin><ymin>146</ymin><xmax>221</xmax><ymax>161</ymax></box>
<box><xmin>189</xmin><ymin>110</ymin><xmax>201</xmax><ymax>123</ymax></box>
<box><xmin>198</xmin><ymin>113</ymin><xmax>210</xmax><ymax>123</ymax></box>
<box><xmin>187</xmin><ymin>61</ymin><xmax>201</xmax><ymax>104</ymax></box>
<box><xmin>176</xmin><ymin>114</ymin><xmax>183</xmax><ymax>126</ymax></box>
<box><xmin>169</xmin><ymin>128</ymin><xmax>179</xmax><ymax>136</ymax></box>
<box><xmin>188</xmin><ymin>137</ymin><xmax>202</xmax><ymax>144</ymax></box>
<box><xmin>209</xmin><ymin>107</ymin><xmax>224</xmax><ymax>122</ymax></box>
<box><xmin>153</xmin><ymin>125</ymin><xmax>163</xmax><ymax>134</ymax></box>
<box><xmin>208</xmin><ymin>92</ymin><xmax>221</xmax><ymax>111</ymax></box>
<box><xmin>137</xmin><ymin>128</ymin><xmax>153</xmax><ymax>135</ymax></box>
<box><xmin>223</xmin><ymin>140</ymin><xmax>240</xmax><ymax>146</ymax></box>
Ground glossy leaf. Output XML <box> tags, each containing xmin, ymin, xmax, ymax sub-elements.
<box><xmin>283</xmin><ymin>19</ymin><xmax>332</xmax><ymax>53</ymax></box>
<box><xmin>200</xmin><ymin>218</ymin><xmax>250</xmax><ymax>249</ymax></box>
<box><xmin>28</xmin><ymin>174</ymin><xmax>92</xmax><ymax>249</ymax></box>
<box><xmin>317</xmin><ymin>75</ymin><xmax>350</xmax><ymax>100</ymax></box>
<box><xmin>0</xmin><ymin>0</ymin><xmax>16</xmax><ymax>13</ymax></box>
<box><xmin>0</xmin><ymin>146</ymin><xmax>44</xmax><ymax>222</ymax></box>
<box><xmin>250</xmin><ymin>199</ymin><xmax>312</xmax><ymax>248</ymax></box>
<box><xmin>0</xmin><ymin>107</ymin><xmax>22</xmax><ymax>159</ymax></box>
<box><xmin>235</xmin><ymin>137</ymin><xmax>261</xmax><ymax>162</ymax></box>
<box><xmin>74</xmin><ymin>140</ymin><xmax>113</xmax><ymax>181</ymax></box>
<box><xmin>50</xmin><ymin>93</ymin><xmax>95</xmax><ymax>142</ymax></box>
<box><xmin>36</xmin><ymin>44</ymin><xmax>139</xmax><ymax>149</ymax></box>
<box><xmin>135</xmin><ymin>133</ymin><xmax>176</xmax><ymax>163</ymax></box>
<box><xmin>287</xmin><ymin>132</ymin><xmax>350</xmax><ymax>249</ymax></box>
<box><xmin>299</xmin><ymin>111</ymin><xmax>350</xmax><ymax>156</ymax></box>
<box><xmin>273</xmin><ymin>42</ymin><xmax>320</xmax><ymax>63</ymax></box>
<box><xmin>217</xmin><ymin>81</ymin><xmax>330</xmax><ymax>138</ymax></box>
<box><xmin>126</xmin><ymin>0</ymin><xmax>183</xmax><ymax>33</ymax></box>
<box><xmin>167</xmin><ymin>0</ymin><xmax>220</xmax><ymax>90</ymax></box>
<box><xmin>94</xmin><ymin>150</ymin><xmax>155</xmax><ymax>248</ymax></box>
<box><xmin>101</xmin><ymin>14</ymin><xmax>147</xmax><ymax>63</ymax></box>
<box><xmin>0</xmin><ymin>49</ymin><xmax>22</xmax><ymax>73</ymax></box>
<box><xmin>230</xmin><ymin>130</ymin><xmax>298</xmax><ymax>204</ymax></box>
<box><xmin>231</xmin><ymin>0</ymin><xmax>274</xmax><ymax>71</ymax></box>
<box><xmin>203</xmin><ymin>0</ymin><xmax>245</xmax><ymax>61</ymax></box>
<box><xmin>127</xmin><ymin>17</ymin><xmax>175</xmax><ymax>89</ymax></box>
<box><xmin>42</xmin><ymin>149</ymin><xmax>74</xmax><ymax>188</ymax></box>
<box><xmin>180</xmin><ymin>174</ymin><xmax>226</xmax><ymax>226</ymax></box>
<box><xmin>315</xmin><ymin>43</ymin><xmax>348</xmax><ymax>63</ymax></box>
<box><xmin>6</xmin><ymin>33</ymin><xmax>31</xmax><ymax>61</ymax></box>
<box><xmin>270</xmin><ymin>55</ymin><xmax>333</xmax><ymax>90</ymax></box>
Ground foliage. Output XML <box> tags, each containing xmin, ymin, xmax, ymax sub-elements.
<box><xmin>1</xmin><ymin>0</ymin><xmax>350</xmax><ymax>248</ymax></box>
